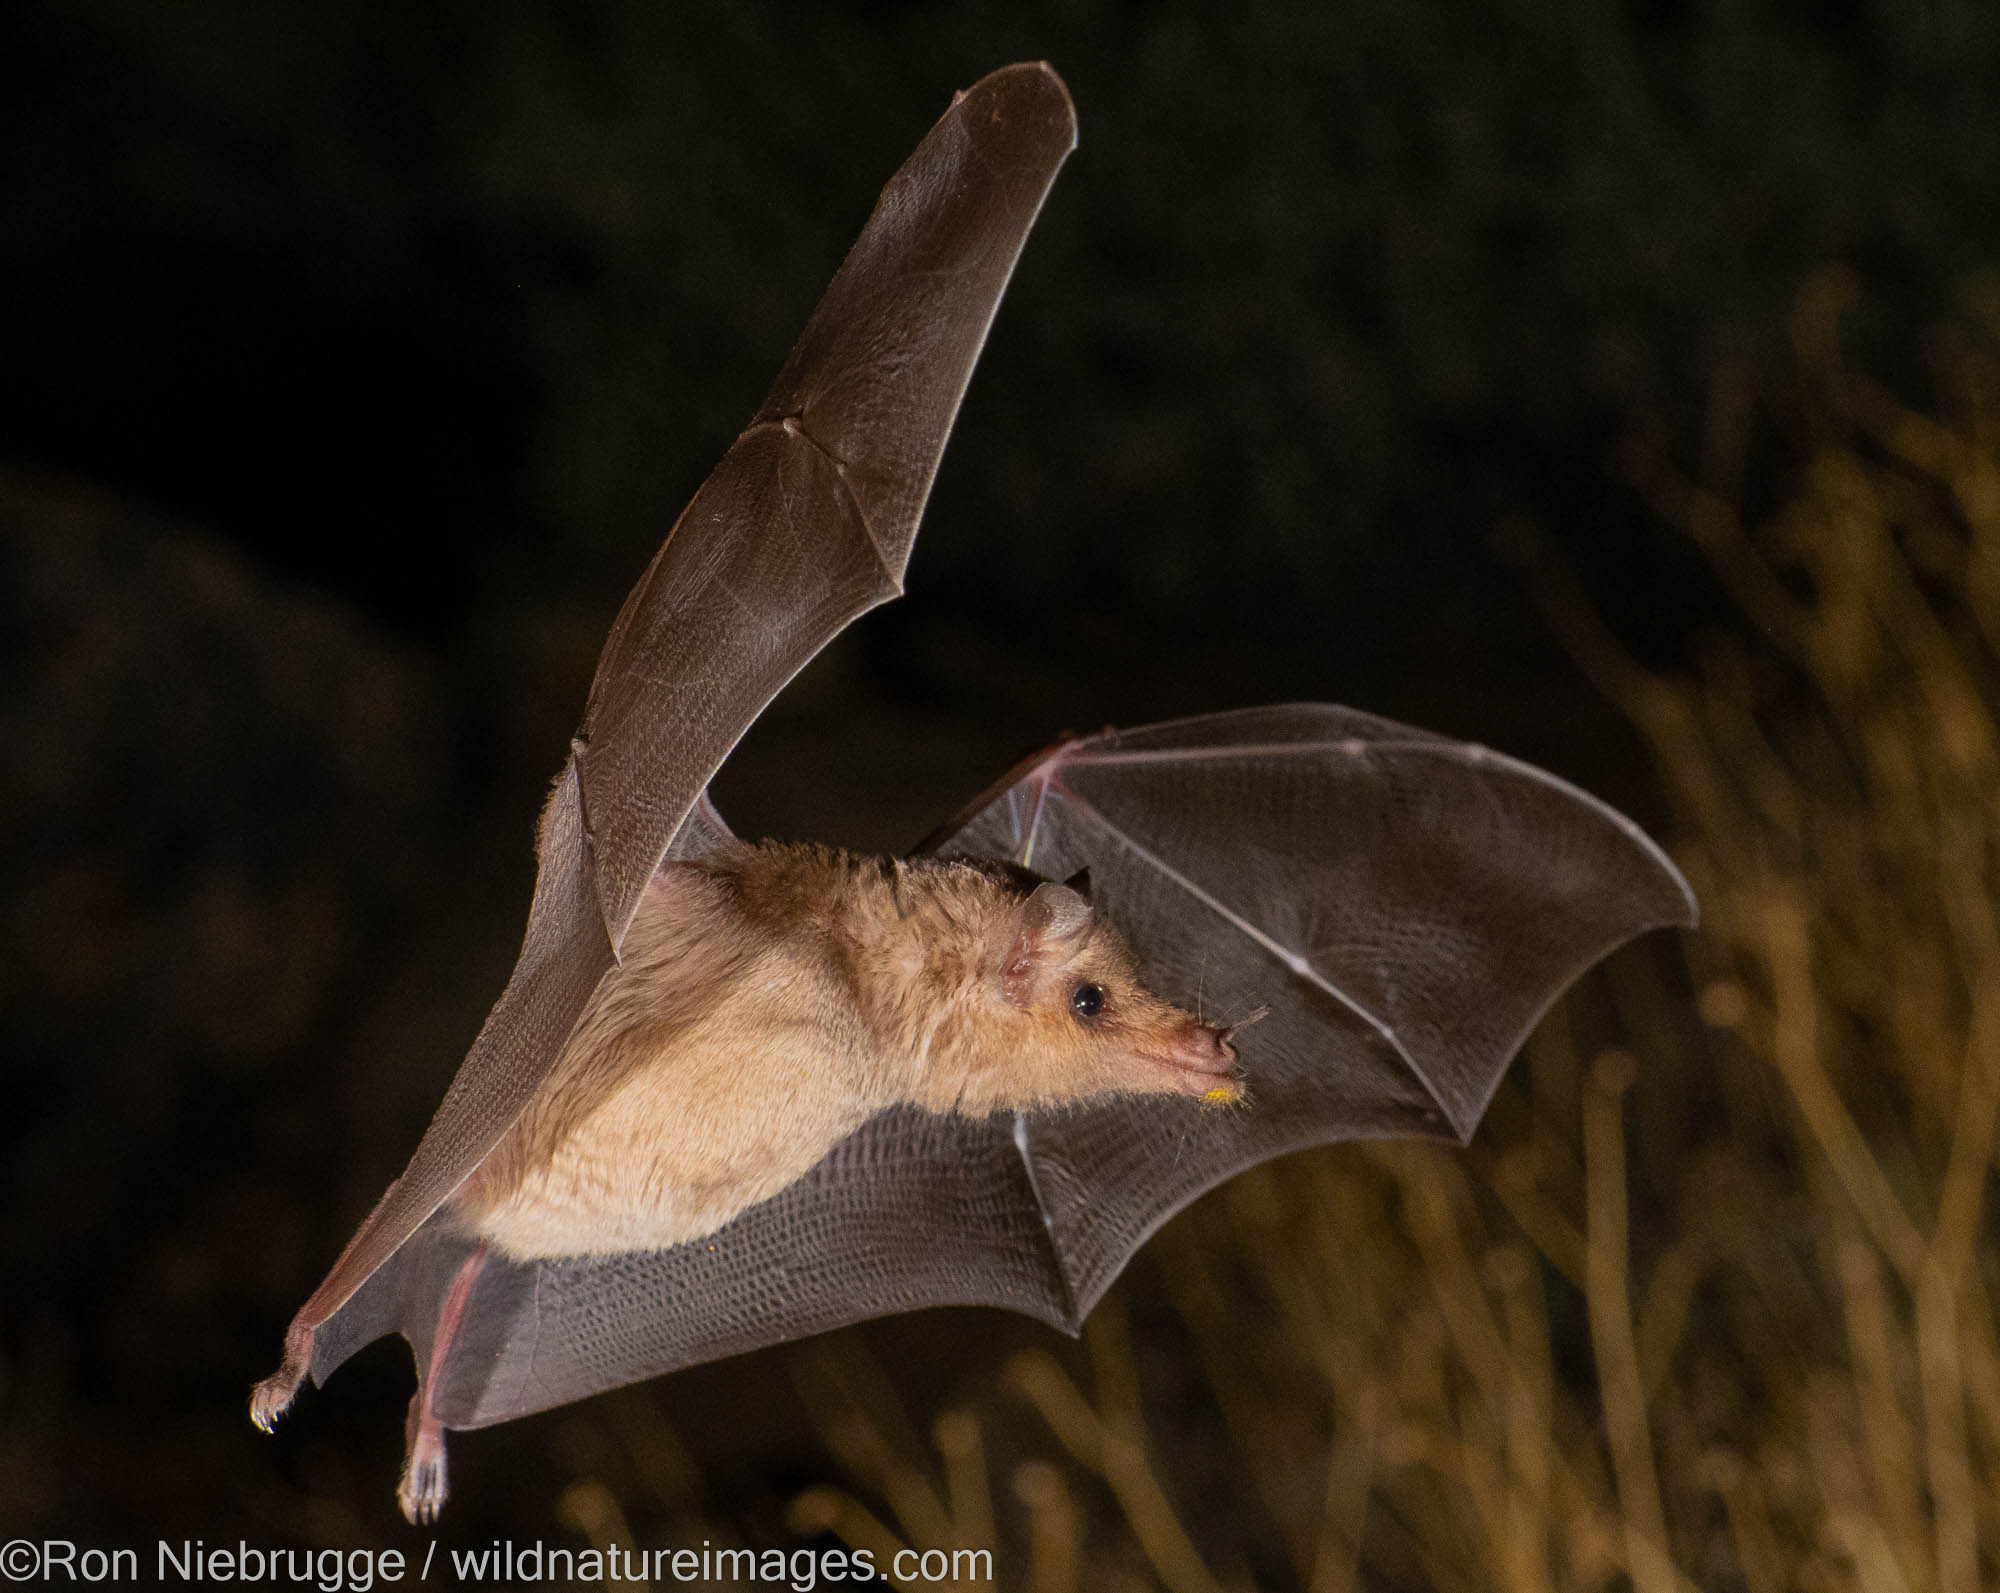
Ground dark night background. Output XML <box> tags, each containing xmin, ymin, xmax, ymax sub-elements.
<box><xmin>4</xmin><ymin>0</ymin><xmax>1996</xmax><ymax>1580</ymax></box>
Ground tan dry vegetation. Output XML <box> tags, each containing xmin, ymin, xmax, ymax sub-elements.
<box><xmin>582</xmin><ymin>270</ymin><xmax>2000</xmax><ymax>1590</ymax></box>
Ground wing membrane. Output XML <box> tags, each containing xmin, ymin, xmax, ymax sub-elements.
<box><xmin>280</xmin><ymin>61</ymin><xmax>1077</xmax><ymax>1357</ymax></box>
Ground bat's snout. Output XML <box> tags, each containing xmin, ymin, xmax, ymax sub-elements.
<box><xmin>1145</xmin><ymin>1019</ymin><xmax>1246</xmax><ymax>1104</ymax></box>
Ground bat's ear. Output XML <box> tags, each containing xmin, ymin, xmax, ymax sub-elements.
<box><xmin>1021</xmin><ymin>881</ymin><xmax>1092</xmax><ymax>943</ymax></box>
<box><xmin>1000</xmin><ymin>882</ymin><xmax>1094</xmax><ymax>1007</ymax></box>
<box><xmin>1063</xmin><ymin>868</ymin><xmax>1092</xmax><ymax>901</ymax></box>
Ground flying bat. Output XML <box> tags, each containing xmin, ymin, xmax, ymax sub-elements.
<box><xmin>249</xmin><ymin>61</ymin><xmax>1695</xmax><ymax>1523</ymax></box>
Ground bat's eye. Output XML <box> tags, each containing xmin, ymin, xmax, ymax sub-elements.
<box><xmin>1070</xmin><ymin>982</ymin><xmax>1104</xmax><ymax>1020</ymax></box>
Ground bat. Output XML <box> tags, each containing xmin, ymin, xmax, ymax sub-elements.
<box><xmin>248</xmin><ymin>61</ymin><xmax>1695</xmax><ymax>1523</ymax></box>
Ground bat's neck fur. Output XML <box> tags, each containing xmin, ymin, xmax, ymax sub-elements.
<box><xmin>728</xmin><ymin>842</ymin><xmax>1035</xmax><ymax>1112</ymax></box>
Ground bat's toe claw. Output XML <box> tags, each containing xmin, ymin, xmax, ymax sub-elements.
<box><xmin>250</xmin><ymin>1322</ymin><xmax>314</xmax><ymax>1433</ymax></box>
<box><xmin>397</xmin><ymin>1445</ymin><xmax>449</xmax><ymax>1525</ymax></box>
<box><xmin>249</xmin><ymin>1367</ymin><xmax>302</xmax><ymax>1433</ymax></box>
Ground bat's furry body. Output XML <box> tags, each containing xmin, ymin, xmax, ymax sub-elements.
<box><xmin>454</xmin><ymin>844</ymin><xmax>1239</xmax><ymax>1261</ymax></box>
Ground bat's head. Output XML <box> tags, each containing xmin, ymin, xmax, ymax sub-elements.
<box><xmin>943</xmin><ymin>875</ymin><xmax>1244</xmax><ymax>1113</ymax></box>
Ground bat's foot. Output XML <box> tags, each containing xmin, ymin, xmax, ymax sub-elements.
<box><xmin>249</xmin><ymin>1371</ymin><xmax>298</xmax><ymax>1433</ymax></box>
<box><xmin>398</xmin><ymin>1392</ymin><xmax>450</xmax><ymax>1525</ymax></box>
<box><xmin>249</xmin><ymin>1322</ymin><xmax>315</xmax><ymax>1433</ymax></box>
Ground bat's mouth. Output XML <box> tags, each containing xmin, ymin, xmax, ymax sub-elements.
<box><xmin>1145</xmin><ymin>1019</ymin><xmax>1248</xmax><ymax>1102</ymax></box>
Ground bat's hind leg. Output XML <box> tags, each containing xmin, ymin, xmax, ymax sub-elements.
<box><xmin>398</xmin><ymin>1393</ymin><xmax>449</xmax><ymax>1526</ymax></box>
<box><xmin>250</xmin><ymin>1319</ymin><xmax>315</xmax><ymax>1432</ymax></box>
<box><xmin>396</xmin><ymin>1244</ymin><xmax>489</xmax><ymax>1525</ymax></box>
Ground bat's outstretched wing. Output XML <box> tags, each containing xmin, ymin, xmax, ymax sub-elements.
<box><xmin>576</xmin><ymin>60</ymin><xmax>1078</xmax><ymax>955</ymax></box>
<box><xmin>304</xmin><ymin>704</ymin><xmax>1692</xmax><ymax>1430</ymax></box>
<box><xmin>932</xmin><ymin>705</ymin><xmax>1698</xmax><ymax>1139</ymax></box>
<box><xmin>261</xmin><ymin>63</ymin><xmax>1077</xmax><ymax>1393</ymax></box>
<box><xmin>921</xmin><ymin>703</ymin><xmax>1695</xmax><ymax>1317</ymax></box>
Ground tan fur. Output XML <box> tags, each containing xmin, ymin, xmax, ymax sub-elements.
<box><xmin>450</xmin><ymin>842</ymin><xmax>1238</xmax><ymax>1261</ymax></box>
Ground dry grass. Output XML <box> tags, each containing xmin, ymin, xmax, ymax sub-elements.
<box><xmin>577</xmin><ymin>271</ymin><xmax>2000</xmax><ymax>1589</ymax></box>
